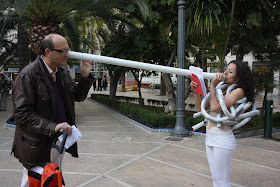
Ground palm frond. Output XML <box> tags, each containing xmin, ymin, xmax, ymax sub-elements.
<box><xmin>186</xmin><ymin>0</ymin><xmax>226</xmax><ymax>39</ymax></box>
<box><xmin>0</xmin><ymin>10</ymin><xmax>18</xmax><ymax>35</ymax></box>
<box><xmin>62</xmin><ymin>18</ymin><xmax>81</xmax><ymax>51</ymax></box>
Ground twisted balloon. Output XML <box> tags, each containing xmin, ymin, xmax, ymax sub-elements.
<box><xmin>192</xmin><ymin>82</ymin><xmax>260</xmax><ymax>131</ymax></box>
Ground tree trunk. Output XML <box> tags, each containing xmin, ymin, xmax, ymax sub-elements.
<box><xmin>163</xmin><ymin>47</ymin><xmax>177</xmax><ymax>114</ymax></box>
<box><xmin>235</xmin><ymin>44</ymin><xmax>245</xmax><ymax>61</ymax></box>
<box><xmin>109</xmin><ymin>70</ymin><xmax>122</xmax><ymax>100</ymax></box>
<box><xmin>261</xmin><ymin>89</ymin><xmax>268</xmax><ymax>115</ymax></box>
<box><xmin>121</xmin><ymin>72</ymin><xmax>126</xmax><ymax>92</ymax></box>
<box><xmin>17</xmin><ymin>17</ymin><xmax>30</xmax><ymax>72</ymax></box>
<box><xmin>220</xmin><ymin>0</ymin><xmax>236</xmax><ymax>71</ymax></box>
<box><xmin>236</xmin><ymin>52</ymin><xmax>244</xmax><ymax>61</ymax></box>
<box><xmin>261</xmin><ymin>64</ymin><xmax>274</xmax><ymax>114</ymax></box>
<box><xmin>160</xmin><ymin>74</ymin><xmax>166</xmax><ymax>96</ymax></box>
<box><xmin>132</xmin><ymin>71</ymin><xmax>144</xmax><ymax>107</ymax></box>
<box><xmin>184</xmin><ymin>78</ymin><xmax>192</xmax><ymax>100</ymax></box>
<box><xmin>162</xmin><ymin>73</ymin><xmax>176</xmax><ymax>115</ymax></box>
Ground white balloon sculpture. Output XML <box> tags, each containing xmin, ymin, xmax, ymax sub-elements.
<box><xmin>192</xmin><ymin>82</ymin><xmax>260</xmax><ymax>131</ymax></box>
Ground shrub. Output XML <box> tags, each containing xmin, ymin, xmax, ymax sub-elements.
<box><xmin>90</xmin><ymin>94</ymin><xmax>279</xmax><ymax>132</ymax></box>
<box><xmin>186</xmin><ymin>116</ymin><xmax>204</xmax><ymax>128</ymax></box>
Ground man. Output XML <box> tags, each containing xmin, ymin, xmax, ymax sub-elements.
<box><xmin>92</xmin><ymin>75</ymin><xmax>96</xmax><ymax>91</ymax></box>
<box><xmin>11</xmin><ymin>33</ymin><xmax>93</xmax><ymax>186</ymax></box>
<box><xmin>0</xmin><ymin>73</ymin><xmax>9</xmax><ymax>111</ymax></box>
<box><xmin>102</xmin><ymin>76</ymin><xmax>108</xmax><ymax>91</ymax></box>
<box><xmin>97</xmin><ymin>75</ymin><xmax>102</xmax><ymax>91</ymax></box>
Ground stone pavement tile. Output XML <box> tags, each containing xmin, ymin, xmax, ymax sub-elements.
<box><xmin>271</xmin><ymin>131</ymin><xmax>280</xmax><ymax>140</ymax></box>
<box><xmin>230</xmin><ymin>158</ymin><xmax>280</xmax><ymax>187</ymax></box>
<box><xmin>0</xmin><ymin>141</ymin><xmax>13</xmax><ymax>151</ymax></box>
<box><xmin>80</xmin><ymin>131</ymin><xmax>167</xmax><ymax>143</ymax></box>
<box><xmin>108</xmin><ymin>157</ymin><xmax>212</xmax><ymax>187</ymax></box>
<box><xmin>86</xmin><ymin>175</ymin><xmax>137</xmax><ymax>187</ymax></box>
<box><xmin>0</xmin><ymin>151</ymin><xmax>22</xmax><ymax>170</ymax></box>
<box><xmin>63</xmin><ymin>174</ymin><xmax>100</xmax><ymax>187</ymax></box>
<box><xmin>233</xmin><ymin>144</ymin><xmax>280</xmax><ymax>170</ymax></box>
<box><xmin>79</xmin><ymin>131</ymin><xmax>135</xmax><ymax>142</ymax></box>
<box><xmin>78</xmin><ymin>122</ymin><xmax>145</xmax><ymax>133</ymax></box>
<box><xmin>0</xmin><ymin>171</ymin><xmax>23</xmax><ymax>187</ymax></box>
<box><xmin>0</xmin><ymin>127</ymin><xmax>14</xmax><ymax>147</ymax></box>
<box><xmin>145</xmin><ymin>143</ymin><xmax>211</xmax><ymax>177</ymax></box>
<box><xmin>0</xmin><ymin>137</ymin><xmax>13</xmax><ymax>147</ymax></box>
<box><xmin>158</xmin><ymin>136</ymin><xmax>280</xmax><ymax>187</ymax></box>
<box><xmin>173</xmin><ymin>136</ymin><xmax>207</xmax><ymax>153</ymax></box>
<box><xmin>236</xmin><ymin>137</ymin><xmax>280</xmax><ymax>152</ymax></box>
<box><xmin>63</xmin><ymin>153</ymin><xmax>137</xmax><ymax>175</ymax></box>
<box><xmin>76</xmin><ymin>115</ymin><xmax>120</xmax><ymax>122</ymax></box>
<box><xmin>0</xmin><ymin>126</ymin><xmax>15</xmax><ymax>138</ymax></box>
<box><xmin>77</xmin><ymin>140</ymin><xmax>163</xmax><ymax>156</ymax></box>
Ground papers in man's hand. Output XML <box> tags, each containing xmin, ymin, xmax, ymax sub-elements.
<box><xmin>190</xmin><ymin>66</ymin><xmax>207</xmax><ymax>96</ymax></box>
<box><xmin>58</xmin><ymin>125</ymin><xmax>82</xmax><ymax>149</ymax></box>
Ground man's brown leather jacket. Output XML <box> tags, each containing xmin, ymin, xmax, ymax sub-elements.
<box><xmin>11</xmin><ymin>56</ymin><xmax>93</xmax><ymax>169</ymax></box>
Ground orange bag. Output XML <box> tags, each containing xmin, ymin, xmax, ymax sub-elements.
<box><xmin>28</xmin><ymin>163</ymin><xmax>64</xmax><ymax>187</ymax></box>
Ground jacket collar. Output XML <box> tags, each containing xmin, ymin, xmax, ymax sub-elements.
<box><xmin>36</xmin><ymin>56</ymin><xmax>67</xmax><ymax>87</ymax></box>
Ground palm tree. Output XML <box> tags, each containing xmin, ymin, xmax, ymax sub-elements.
<box><xmin>0</xmin><ymin>7</ymin><xmax>18</xmax><ymax>69</ymax></box>
<box><xmin>12</xmin><ymin>0</ymin><xmax>149</xmax><ymax>55</ymax></box>
<box><xmin>79</xmin><ymin>16</ymin><xmax>111</xmax><ymax>54</ymax></box>
<box><xmin>0</xmin><ymin>0</ymin><xmax>149</xmax><ymax>70</ymax></box>
<box><xmin>185</xmin><ymin>0</ymin><xmax>227</xmax><ymax>71</ymax></box>
<box><xmin>17</xmin><ymin>17</ymin><xmax>30</xmax><ymax>71</ymax></box>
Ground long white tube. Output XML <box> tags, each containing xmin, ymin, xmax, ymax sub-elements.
<box><xmin>69</xmin><ymin>51</ymin><xmax>260</xmax><ymax>131</ymax></box>
<box><xmin>68</xmin><ymin>51</ymin><xmax>216</xmax><ymax>79</ymax></box>
<box><xmin>192</xmin><ymin>120</ymin><xmax>207</xmax><ymax>131</ymax></box>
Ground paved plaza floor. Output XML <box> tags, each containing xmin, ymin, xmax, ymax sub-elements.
<box><xmin>1</xmin><ymin>89</ymin><xmax>280</xmax><ymax>186</ymax></box>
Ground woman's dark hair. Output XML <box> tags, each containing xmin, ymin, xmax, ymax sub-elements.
<box><xmin>229</xmin><ymin>60</ymin><xmax>256</xmax><ymax>103</ymax></box>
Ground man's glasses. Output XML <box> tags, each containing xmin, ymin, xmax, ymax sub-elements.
<box><xmin>224</xmin><ymin>68</ymin><xmax>236</xmax><ymax>74</ymax></box>
<box><xmin>49</xmin><ymin>48</ymin><xmax>70</xmax><ymax>54</ymax></box>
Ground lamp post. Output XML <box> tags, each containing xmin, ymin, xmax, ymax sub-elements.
<box><xmin>264</xmin><ymin>92</ymin><xmax>274</xmax><ymax>139</ymax></box>
<box><xmin>170</xmin><ymin>0</ymin><xmax>189</xmax><ymax>137</ymax></box>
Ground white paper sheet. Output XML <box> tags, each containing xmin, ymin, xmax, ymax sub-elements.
<box><xmin>58</xmin><ymin>125</ymin><xmax>82</xmax><ymax>149</ymax></box>
<box><xmin>190</xmin><ymin>66</ymin><xmax>207</xmax><ymax>96</ymax></box>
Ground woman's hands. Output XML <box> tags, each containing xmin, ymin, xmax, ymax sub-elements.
<box><xmin>190</xmin><ymin>79</ymin><xmax>198</xmax><ymax>90</ymax></box>
<box><xmin>189</xmin><ymin>74</ymin><xmax>198</xmax><ymax>91</ymax></box>
<box><xmin>189</xmin><ymin>75</ymin><xmax>202</xmax><ymax>111</ymax></box>
<box><xmin>211</xmin><ymin>73</ymin><xmax>225</xmax><ymax>87</ymax></box>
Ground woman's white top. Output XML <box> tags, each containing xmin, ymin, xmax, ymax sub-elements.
<box><xmin>205</xmin><ymin>112</ymin><xmax>236</xmax><ymax>150</ymax></box>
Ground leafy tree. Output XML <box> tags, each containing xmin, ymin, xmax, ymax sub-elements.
<box><xmin>101</xmin><ymin>24</ymin><xmax>129</xmax><ymax>101</ymax></box>
<box><xmin>102</xmin><ymin>0</ymin><xmax>175</xmax><ymax>106</ymax></box>
<box><xmin>0</xmin><ymin>0</ymin><xmax>149</xmax><ymax>70</ymax></box>
<box><xmin>185</xmin><ymin>0</ymin><xmax>228</xmax><ymax>71</ymax></box>
<box><xmin>0</xmin><ymin>1</ymin><xmax>18</xmax><ymax>69</ymax></box>
<box><xmin>228</xmin><ymin>0</ymin><xmax>280</xmax><ymax>110</ymax></box>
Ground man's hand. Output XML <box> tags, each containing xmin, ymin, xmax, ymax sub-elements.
<box><xmin>80</xmin><ymin>59</ymin><xmax>92</xmax><ymax>78</ymax></box>
<box><xmin>55</xmin><ymin>122</ymin><xmax>72</xmax><ymax>136</ymax></box>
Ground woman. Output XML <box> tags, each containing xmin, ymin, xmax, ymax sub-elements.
<box><xmin>191</xmin><ymin>60</ymin><xmax>256</xmax><ymax>187</ymax></box>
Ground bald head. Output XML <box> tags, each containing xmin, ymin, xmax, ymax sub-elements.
<box><xmin>40</xmin><ymin>33</ymin><xmax>67</xmax><ymax>56</ymax></box>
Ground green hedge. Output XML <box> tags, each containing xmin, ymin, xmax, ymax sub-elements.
<box><xmin>90</xmin><ymin>94</ymin><xmax>279</xmax><ymax>132</ymax></box>
<box><xmin>91</xmin><ymin>94</ymin><xmax>203</xmax><ymax>129</ymax></box>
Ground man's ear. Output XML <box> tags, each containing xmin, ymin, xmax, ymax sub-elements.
<box><xmin>45</xmin><ymin>48</ymin><xmax>51</xmax><ymax>56</ymax></box>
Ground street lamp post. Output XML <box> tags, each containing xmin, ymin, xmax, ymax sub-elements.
<box><xmin>170</xmin><ymin>0</ymin><xmax>189</xmax><ymax>137</ymax></box>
